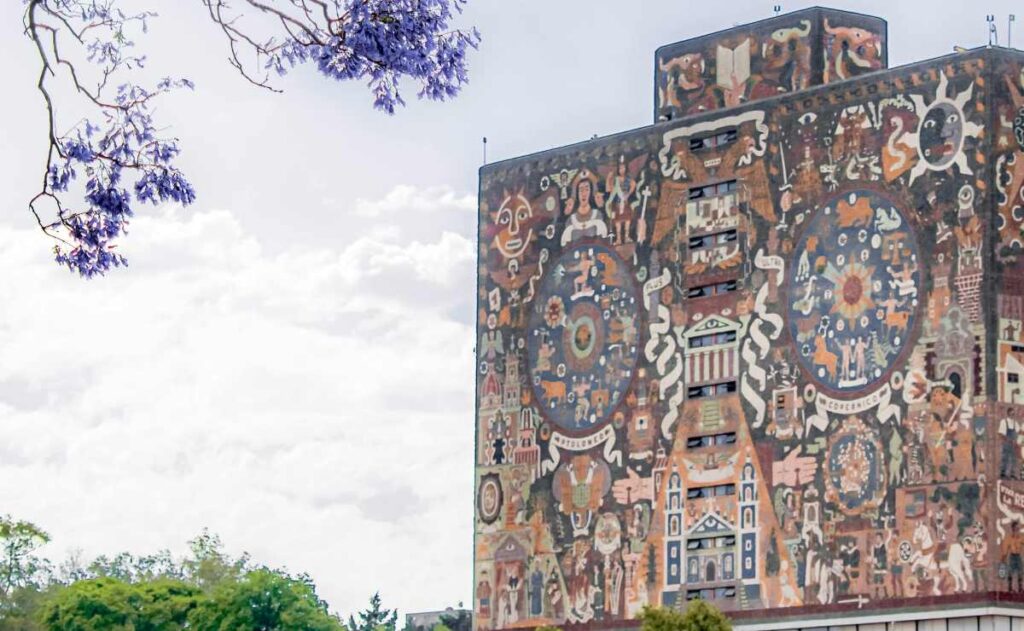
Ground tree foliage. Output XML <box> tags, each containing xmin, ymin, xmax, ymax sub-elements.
<box><xmin>37</xmin><ymin>577</ymin><xmax>200</xmax><ymax>631</ymax></box>
<box><xmin>437</xmin><ymin>609</ymin><xmax>471</xmax><ymax>631</ymax></box>
<box><xmin>638</xmin><ymin>602</ymin><xmax>732</xmax><ymax>631</ymax></box>
<box><xmin>347</xmin><ymin>591</ymin><xmax>397</xmax><ymax>631</ymax></box>
<box><xmin>0</xmin><ymin>516</ymin><xmax>50</xmax><ymax>599</ymax></box>
<box><xmin>0</xmin><ymin>518</ymin><xmax>365</xmax><ymax>631</ymax></box>
<box><xmin>187</xmin><ymin>568</ymin><xmax>343</xmax><ymax>631</ymax></box>
<box><xmin>22</xmin><ymin>0</ymin><xmax>478</xmax><ymax>277</ymax></box>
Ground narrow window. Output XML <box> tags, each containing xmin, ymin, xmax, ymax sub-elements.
<box><xmin>690</xmin><ymin>331</ymin><xmax>738</xmax><ymax>348</ymax></box>
<box><xmin>687</xmin><ymin>381</ymin><xmax>737</xmax><ymax>400</ymax></box>
<box><xmin>688</xmin><ymin>129</ymin><xmax>738</xmax><ymax>152</ymax></box>
<box><xmin>686</xmin><ymin>432</ymin><xmax>737</xmax><ymax>449</ymax></box>
<box><xmin>686</xmin><ymin>280</ymin><xmax>738</xmax><ymax>299</ymax></box>
<box><xmin>687</xmin><ymin>180</ymin><xmax>738</xmax><ymax>200</ymax></box>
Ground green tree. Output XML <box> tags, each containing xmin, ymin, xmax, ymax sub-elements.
<box><xmin>0</xmin><ymin>585</ymin><xmax>49</xmax><ymax>631</ymax></box>
<box><xmin>638</xmin><ymin>602</ymin><xmax>732</xmax><ymax>631</ymax></box>
<box><xmin>438</xmin><ymin>610</ymin><xmax>472</xmax><ymax>631</ymax></box>
<box><xmin>348</xmin><ymin>592</ymin><xmax>398</xmax><ymax>631</ymax></box>
<box><xmin>37</xmin><ymin>577</ymin><xmax>199</xmax><ymax>631</ymax></box>
<box><xmin>180</xmin><ymin>530</ymin><xmax>248</xmax><ymax>592</ymax></box>
<box><xmin>187</xmin><ymin>568</ymin><xmax>343</xmax><ymax>631</ymax></box>
<box><xmin>0</xmin><ymin>517</ymin><xmax>50</xmax><ymax>598</ymax></box>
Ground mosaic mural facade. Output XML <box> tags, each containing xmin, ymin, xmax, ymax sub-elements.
<box><xmin>476</xmin><ymin>8</ymin><xmax>1024</xmax><ymax>628</ymax></box>
<box><xmin>654</xmin><ymin>8</ymin><xmax>887</xmax><ymax>122</ymax></box>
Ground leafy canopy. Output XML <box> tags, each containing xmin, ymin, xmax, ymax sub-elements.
<box><xmin>0</xmin><ymin>518</ymin><xmax>383</xmax><ymax>631</ymax></box>
<box><xmin>638</xmin><ymin>602</ymin><xmax>733</xmax><ymax>631</ymax></box>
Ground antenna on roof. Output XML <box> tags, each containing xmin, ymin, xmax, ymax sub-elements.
<box><xmin>482</xmin><ymin>137</ymin><xmax>488</xmax><ymax>165</ymax></box>
<box><xmin>1011</xmin><ymin>14</ymin><xmax>1017</xmax><ymax>48</ymax></box>
<box><xmin>773</xmin><ymin>4</ymin><xmax>782</xmax><ymax>16</ymax></box>
<box><xmin>988</xmin><ymin>15</ymin><xmax>998</xmax><ymax>46</ymax></box>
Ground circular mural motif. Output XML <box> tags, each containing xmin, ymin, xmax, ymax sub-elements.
<box><xmin>825</xmin><ymin>416</ymin><xmax>886</xmax><ymax>514</ymax></box>
<box><xmin>477</xmin><ymin>472</ymin><xmax>503</xmax><ymax>525</ymax></box>
<box><xmin>527</xmin><ymin>244</ymin><xmax>640</xmax><ymax>433</ymax></box>
<box><xmin>787</xmin><ymin>190</ymin><xmax>921</xmax><ymax>392</ymax></box>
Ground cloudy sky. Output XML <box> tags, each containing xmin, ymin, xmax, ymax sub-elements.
<box><xmin>0</xmin><ymin>0</ymin><xmax>1021</xmax><ymax>618</ymax></box>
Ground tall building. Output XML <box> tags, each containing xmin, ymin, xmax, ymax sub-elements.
<box><xmin>474</xmin><ymin>6</ymin><xmax>1024</xmax><ymax>631</ymax></box>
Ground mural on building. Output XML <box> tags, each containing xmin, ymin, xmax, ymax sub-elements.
<box><xmin>655</xmin><ymin>9</ymin><xmax>886</xmax><ymax>122</ymax></box>
<box><xmin>478</xmin><ymin>8</ymin><xmax>1024</xmax><ymax>629</ymax></box>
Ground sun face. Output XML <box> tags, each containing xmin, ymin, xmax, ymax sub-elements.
<box><xmin>905</xmin><ymin>73</ymin><xmax>983</xmax><ymax>183</ymax></box>
<box><xmin>827</xmin><ymin>261</ymin><xmax>875</xmax><ymax>323</ymax></box>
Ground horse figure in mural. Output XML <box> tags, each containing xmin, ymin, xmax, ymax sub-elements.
<box><xmin>942</xmin><ymin>539</ymin><xmax>975</xmax><ymax>593</ymax></box>
<box><xmin>812</xmin><ymin>336</ymin><xmax>839</xmax><ymax>381</ymax></box>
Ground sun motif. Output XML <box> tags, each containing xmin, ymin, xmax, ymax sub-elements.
<box><xmin>825</xmin><ymin>261</ymin><xmax>875</xmax><ymax>323</ymax></box>
<box><xmin>904</xmin><ymin>73</ymin><xmax>983</xmax><ymax>184</ymax></box>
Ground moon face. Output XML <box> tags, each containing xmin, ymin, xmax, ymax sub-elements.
<box><xmin>918</xmin><ymin>102</ymin><xmax>963</xmax><ymax>168</ymax></box>
<box><xmin>905</xmin><ymin>73</ymin><xmax>983</xmax><ymax>184</ymax></box>
<box><xmin>494</xmin><ymin>193</ymin><xmax>534</xmax><ymax>259</ymax></box>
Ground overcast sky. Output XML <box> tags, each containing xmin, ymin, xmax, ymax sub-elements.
<box><xmin>0</xmin><ymin>0</ymin><xmax>1020</xmax><ymax>618</ymax></box>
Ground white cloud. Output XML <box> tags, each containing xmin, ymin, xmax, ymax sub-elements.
<box><xmin>0</xmin><ymin>185</ymin><xmax>476</xmax><ymax>616</ymax></box>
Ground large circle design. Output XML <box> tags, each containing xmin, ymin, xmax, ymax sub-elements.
<box><xmin>527</xmin><ymin>244</ymin><xmax>640</xmax><ymax>433</ymax></box>
<box><xmin>787</xmin><ymin>190</ymin><xmax>920</xmax><ymax>393</ymax></box>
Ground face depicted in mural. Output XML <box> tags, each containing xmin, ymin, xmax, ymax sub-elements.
<box><xmin>764</xmin><ymin>20</ymin><xmax>812</xmax><ymax>91</ymax></box>
<box><xmin>906</xmin><ymin>74</ymin><xmax>984</xmax><ymax>183</ymax></box>
<box><xmin>919</xmin><ymin>102</ymin><xmax>964</xmax><ymax>169</ymax></box>
<box><xmin>823</xmin><ymin>18</ymin><xmax>884</xmax><ymax>82</ymax></box>
<box><xmin>494</xmin><ymin>192</ymin><xmax>535</xmax><ymax>259</ymax></box>
<box><xmin>527</xmin><ymin>244</ymin><xmax>639</xmax><ymax>432</ymax></box>
<box><xmin>788</xmin><ymin>190</ymin><xmax>921</xmax><ymax>392</ymax></box>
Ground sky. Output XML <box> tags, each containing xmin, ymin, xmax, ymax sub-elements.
<box><xmin>0</xmin><ymin>0</ymin><xmax>1021</xmax><ymax>619</ymax></box>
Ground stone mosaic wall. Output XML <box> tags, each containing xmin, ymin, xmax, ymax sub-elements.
<box><xmin>476</xmin><ymin>47</ymin><xmax>1024</xmax><ymax>628</ymax></box>
<box><xmin>655</xmin><ymin>8</ymin><xmax>886</xmax><ymax>122</ymax></box>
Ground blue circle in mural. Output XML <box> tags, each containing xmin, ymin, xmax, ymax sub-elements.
<box><xmin>787</xmin><ymin>190</ymin><xmax>920</xmax><ymax>392</ymax></box>
<box><xmin>527</xmin><ymin>244</ymin><xmax>640</xmax><ymax>433</ymax></box>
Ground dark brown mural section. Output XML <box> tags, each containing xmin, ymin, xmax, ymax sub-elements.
<box><xmin>655</xmin><ymin>8</ymin><xmax>887</xmax><ymax>122</ymax></box>
<box><xmin>477</xmin><ymin>45</ymin><xmax>1024</xmax><ymax>629</ymax></box>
